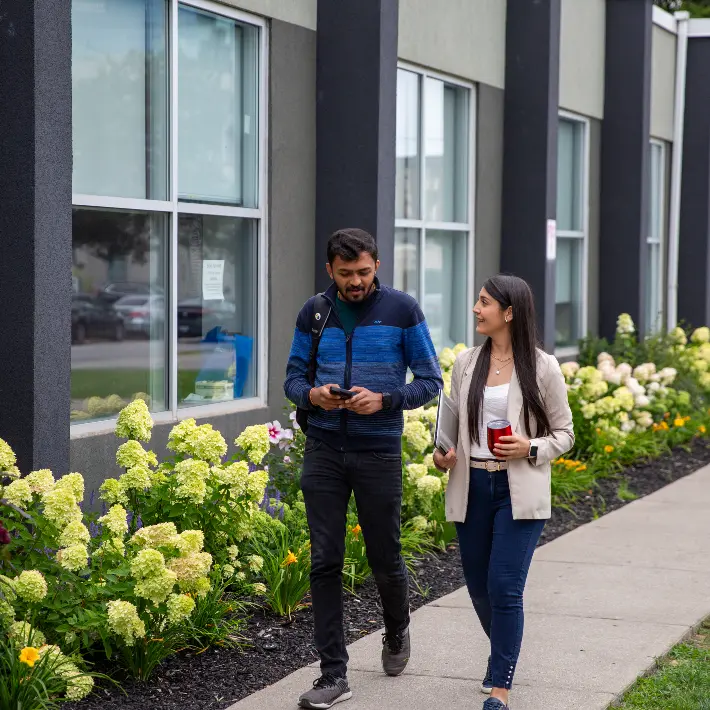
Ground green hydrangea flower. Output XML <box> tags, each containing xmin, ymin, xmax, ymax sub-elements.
<box><xmin>247</xmin><ymin>555</ymin><xmax>264</xmax><ymax>573</ymax></box>
<box><xmin>42</xmin><ymin>487</ymin><xmax>82</xmax><ymax>528</ymax></box>
<box><xmin>227</xmin><ymin>544</ymin><xmax>239</xmax><ymax>561</ymax></box>
<box><xmin>26</xmin><ymin>469</ymin><xmax>55</xmax><ymax>494</ymax></box>
<box><xmin>0</xmin><ymin>598</ymin><xmax>14</xmax><ymax>627</ymax></box>
<box><xmin>134</xmin><ymin>568</ymin><xmax>178</xmax><ymax>605</ymax></box>
<box><xmin>107</xmin><ymin>600</ymin><xmax>146</xmax><ymax>646</ymax></box>
<box><xmin>57</xmin><ymin>544</ymin><xmax>88</xmax><ymax>572</ymax></box>
<box><xmin>406</xmin><ymin>463</ymin><xmax>428</xmax><ymax>481</ymax></box>
<box><xmin>166</xmin><ymin>593</ymin><xmax>195</xmax><ymax>626</ymax></box>
<box><xmin>246</xmin><ymin>470</ymin><xmax>269</xmax><ymax>500</ymax></box>
<box><xmin>174</xmin><ymin>459</ymin><xmax>209</xmax><ymax>504</ymax></box>
<box><xmin>98</xmin><ymin>505</ymin><xmax>129</xmax><ymax>537</ymax></box>
<box><xmin>130</xmin><ymin>523</ymin><xmax>179</xmax><ymax>549</ymax></box>
<box><xmin>2</xmin><ymin>479</ymin><xmax>32</xmax><ymax>508</ymax></box>
<box><xmin>235</xmin><ymin>425</ymin><xmax>270</xmax><ymax>465</ymax></box>
<box><xmin>119</xmin><ymin>465</ymin><xmax>152</xmax><ymax>492</ymax></box>
<box><xmin>168</xmin><ymin>552</ymin><xmax>213</xmax><ymax>592</ymax></box>
<box><xmin>115</xmin><ymin>399</ymin><xmax>153</xmax><ymax>442</ymax></box>
<box><xmin>58</xmin><ymin>521</ymin><xmax>91</xmax><ymax>548</ymax></box>
<box><xmin>176</xmin><ymin>530</ymin><xmax>204</xmax><ymax>556</ymax></box>
<box><xmin>616</xmin><ymin>313</ymin><xmax>635</xmax><ymax>336</ymax></box>
<box><xmin>8</xmin><ymin>621</ymin><xmax>45</xmax><ymax>648</ymax></box>
<box><xmin>98</xmin><ymin>537</ymin><xmax>125</xmax><ymax>557</ymax></box>
<box><xmin>403</xmin><ymin>420</ymin><xmax>431</xmax><ymax>454</ymax></box>
<box><xmin>691</xmin><ymin>326</ymin><xmax>710</xmax><ymax>344</ymax></box>
<box><xmin>116</xmin><ymin>441</ymin><xmax>158</xmax><ymax>470</ymax></box>
<box><xmin>0</xmin><ymin>438</ymin><xmax>17</xmax><ymax>472</ymax></box>
<box><xmin>99</xmin><ymin>478</ymin><xmax>129</xmax><ymax>506</ymax></box>
<box><xmin>55</xmin><ymin>473</ymin><xmax>85</xmax><ymax>503</ymax></box>
<box><xmin>14</xmin><ymin>570</ymin><xmax>47</xmax><ymax>604</ymax></box>
<box><xmin>130</xmin><ymin>548</ymin><xmax>167</xmax><ymax>580</ymax></box>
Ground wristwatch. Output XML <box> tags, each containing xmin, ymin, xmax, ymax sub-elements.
<box><xmin>528</xmin><ymin>443</ymin><xmax>538</xmax><ymax>459</ymax></box>
<box><xmin>381</xmin><ymin>393</ymin><xmax>393</xmax><ymax>411</ymax></box>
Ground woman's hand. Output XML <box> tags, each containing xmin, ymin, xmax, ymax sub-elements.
<box><xmin>494</xmin><ymin>435</ymin><xmax>531</xmax><ymax>460</ymax></box>
<box><xmin>433</xmin><ymin>447</ymin><xmax>457</xmax><ymax>471</ymax></box>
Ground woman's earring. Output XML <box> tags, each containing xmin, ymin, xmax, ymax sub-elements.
<box><xmin>505</xmin><ymin>316</ymin><xmax>509</xmax><ymax>323</ymax></box>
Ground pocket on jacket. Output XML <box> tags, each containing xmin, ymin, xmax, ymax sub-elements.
<box><xmin>304</xmin><ymin>438</ymin><xmax>323</xmax><ymax>455</ymax></box>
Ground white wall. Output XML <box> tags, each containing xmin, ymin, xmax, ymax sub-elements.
<box><xmin>651</xmin><ymin>25</ymin><xmax>676</xmax><ymax>142</ymax></box>
<box><xmin>559</xmin><ymin>0</ymin><xmax>606</xmax><ymax>119</ymax></box>
<box><xmin>221</xmin><ymin>0</ymin><xmax>316</xmax><ymax>30</ymax></box>
<box><xmin>398</xmin><ymin>0</ymin><xmax>506</xmax><ymax>88</ymax></box>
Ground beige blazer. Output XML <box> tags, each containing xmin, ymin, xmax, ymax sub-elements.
<box><xmin>444</xmin><ymin>346</ymin><xmax>574</xmax><ymax>522</ymax></box>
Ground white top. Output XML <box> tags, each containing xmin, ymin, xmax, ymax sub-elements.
<box><xmin>469</xmin><ymin>383</ymin><xmax>510</xmax><ymax>460</ymax></box>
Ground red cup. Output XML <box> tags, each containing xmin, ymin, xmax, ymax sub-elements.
<box><xmin>487</xmin><ymin>419</ymin><xmax>512</xmax><ymax>458</ymax></box>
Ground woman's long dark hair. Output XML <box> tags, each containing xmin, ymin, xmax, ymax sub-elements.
<box><xmin>467</xmin><ymin>274</ymin><xmax>552</xmax><ymax>445</ymax></box>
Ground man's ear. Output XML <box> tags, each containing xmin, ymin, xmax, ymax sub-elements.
<box><xmin>326</xmin><ymin>262</ymin><xmax>334</xmax><ymax>280</ymax></box>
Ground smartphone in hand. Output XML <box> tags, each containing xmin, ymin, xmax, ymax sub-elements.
<box><xmin>329</xmin><ymin>386</ymin><xmax>355</xmax><ymax>399</ymax></box>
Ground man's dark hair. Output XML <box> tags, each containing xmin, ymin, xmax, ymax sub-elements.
<box><xmin>327</xmin><ymin>228</ymin><xmax>378</xmax><ymax>265</ymax></box>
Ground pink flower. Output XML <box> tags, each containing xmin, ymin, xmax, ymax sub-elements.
<box><xmin>278</xmin><ymin>429</ymin><xmax>294</xmax><ymax>450</ymax></box>
<box><xmin>289</xmin><ymin>410</ymin><xmax>301</xmax><ymax>432</ymax></box>
<box><xmin>284</xmin><ymin>456</ymin><xmax>292</xmax><ymax>464</ymax></box>
<box><xmin>267</xmin><ymin>421</ymin><xmax>284</xmax><ymax>445</ymax></box>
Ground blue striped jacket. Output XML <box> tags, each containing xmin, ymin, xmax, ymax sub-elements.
<box><xmin>284</xmin><ymin>280</ymin><xmax>443</xmax><ymax>452</ymax></box>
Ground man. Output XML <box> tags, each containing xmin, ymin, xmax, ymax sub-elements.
<box><xmin>284</xmin><ymin>228</ymin><xmax>443</xmax><ymax>709</ymax></box>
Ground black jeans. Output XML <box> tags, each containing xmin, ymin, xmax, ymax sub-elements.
<box><xmin>301</xmin><ymin>437</ymin><xmax>410</xmax><ymax>678</ymax></box>
<box><xmin>455</xmin><ymin>468</ymin><xmax>545</xmax><ymax>690</ymax></box>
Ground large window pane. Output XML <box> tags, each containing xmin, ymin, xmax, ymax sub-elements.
<box><xmin>178</xmin><ymin>216</ymin><xmax>258</xmax><ymax>406</ymax></box>
<box><xmin>394</xmin><ymin>228</ymin><xmax>420</xmax><ymax>300</ymax></box>
<box><xmin>424</xmin><ymin>79</ymin><xmax>469</xmax><ymax>223</ymax></box>
<box><xmin>646</xmin><ymin>243</ymin><xmax>662</xmax><ymax>333</ymax></box>
<box><xmin>555</xmin><ymin>237</ymin><xmax>583</xmax><ymax>347</ymax></box>
<box><xmin>557</xmin><ymin>118</ymin><xmax>584</xmax><ymax>232</ymax></box>
<box><xmin>646</xmin><ymin>142</ymin><xmax>665</xmax><ymax>333</ymax></box>
<box><xmin>72</xmin><ymin>0</ymin><xmax>168</xmax><ymax>199</ymax></box>
<box><xmin>396</xmin><ymin>70</ymin><xmax>420</xmax><ymax>220</ymax></box>
<box><xmin>178</xmin><ymin>6</ymin><xmax>260</xmax><ymax>207</ymax></box>
<box><xmin>424</xmin><ymin>230</ymin><xmax>468</xmax><ymax>352</ymax></box>
<box><xmin>71</xmin><ymin>209</ymin><xmax>168</xmax><ymax>422</ymax></box>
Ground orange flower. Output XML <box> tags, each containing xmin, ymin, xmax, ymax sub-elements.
<box><xmin>664</xmin><ymin>412</ymin><xmax>670</xmax><ymax>419</ymax></box>
<box><xmin>698</xmin><ymin>425</ymin><xmax>707</xmax><ymax>435</ymax></box>
<box><xmin>282</xmin><ymin>550</ymin><xmax>298</xmax><ymax>567</ymax></box>
<box><xmin>19</xmin><ymin>647</ymin><xmax>40</xmax><ymax>668</ymax></box>
<box><xmin>604</xmin><ymin>445</ymin><xmax>614</xmax><ymax>454</ymax></box>
<box><xmin>351</xmin><ymin>524</ymin><xmax>362</xmax><ymax>539</ymax></box>
<box><xmin>673</xmin><ymin>418</ymin><xmax>685</xmax><ymax>428</ymax></box>
<box><xmin>595</xmin><ymin>428</ymin><xmax>601</xmax><ymax>434</ymax></box>
<box><xmin>576</xmin><ymin>464</ymin><xmax>587</xmax><ymax>472</ymax></box>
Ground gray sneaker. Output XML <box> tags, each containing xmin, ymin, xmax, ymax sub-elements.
<box><xmin>381</xmin><ymin>626</ymin><xmax>410</xmax><ymax>676</ymax></box>
<box><xmin>298</xmin><ymin>674</ymin><xmax>352</xmax><ymax>709</ymax></box>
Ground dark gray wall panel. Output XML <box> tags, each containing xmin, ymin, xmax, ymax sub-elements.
<box><xmin>599</xmin><ymin>0</ymin><xmax>653</xmax><ymax>339</ymax></box>
<box><xmin>678</xmin><ymin>37</ymin><xmax>710</xmax><ymax>329</ymax></box>
<box><xmin>0</xmin><ymin>1</ymin><xmax>72</xmax><ymax>473</ymax></box>
<box><xmin>474</xmin><ymin>83</ymin><xmax>504</xmax><ymax>345</ymax></box>
<box><xmin>501</xmin><ymin>0</ymin><xmax>561</xmax><ymax>352</ymax></box>
<box><xmin>315</xmin><ymin>0</ymin><xmax>399</xmax><ymax>291</ymax></box>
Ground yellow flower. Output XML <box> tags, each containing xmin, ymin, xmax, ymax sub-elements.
<box><xmin>595</xmin><ymin>428</ymin><xmax>601</xmax><ymax>434</ymax></box>
<box><xmin>351</xmin><ymin>524</ymin><xmax>362</xmax><ymax>539</ymax></box>
<box><xmin>698</xmin><ymin>425</ymin><xmax>707</xmax><ymax>435</ymax></box>
<box><xmin>576</xmin><ymin>464</ymin><xmax>587</xmax><ymax>472</ymax></box>
<box><xmin>673</xmin><ymin>418</ymin><xmax>685</xmax><ymax>428</ymax></box>
<box><xmin>282</xmin><ymin>550</ymin><xmax>298</xmax><ymax>567</ymax></box>
<box><xmin>684</xmin><ymin>416</ymin><xmax>691</xmax><ymax>422</ymax></box>
<box><xmin>604</xmin><ymin>445</ymin><xmax>614</xmax><ymax>454</ymax></box>
<box><xmin>19</xmin><ymin>646</ymin><xmax>40</xmax><ymax>667</ymax></box>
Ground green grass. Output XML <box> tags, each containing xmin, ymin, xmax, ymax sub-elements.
<box><xmin>616</xmin><ymin>480</ymin><xmax>639</xmax><ymax>502</ymax></box>
<box><xmin>612</xmin><ymin>618</ymin><xmax>710</xmax><ymax>709</ymax></box>
<box><xmin>71</xmin><ymin>369</ymin><xmax>199</xmax><ymax>401</ymax></box>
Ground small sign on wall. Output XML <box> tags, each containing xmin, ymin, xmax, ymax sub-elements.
<box><xmin>546</xmin><ymin>219</ymin><xmax>557</xmax><ymax>261</ymax></box>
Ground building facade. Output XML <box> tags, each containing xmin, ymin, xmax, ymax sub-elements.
<box><xmin>1</xmin><ymin>0</ymin><xmax>709</xmax><ymax>491</ymax></box>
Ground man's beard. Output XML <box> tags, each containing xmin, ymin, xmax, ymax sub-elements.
<box><xmin>340</xmin><ymin>283</ymin><xmax>371</xmax><ymax>302</ymax></box>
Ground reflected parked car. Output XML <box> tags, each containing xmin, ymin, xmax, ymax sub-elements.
<box><xmin>113</xmin><ymin>295</ymin><xmax>165</xmax><ymax>338</ymax></box>
<box><xmin>72</xmin><ymin>295</ymin><xmax>125</xmax><ymax>344</ymax></box>
<box><xmin>178</xmin><ymin>298</ymin><xmax>236</xmax><ymax>338</ymax></box>
<box><xmin>98</xmin><ymin>282</ymin><xmax>164</xmax><ymax>305</ymax></box>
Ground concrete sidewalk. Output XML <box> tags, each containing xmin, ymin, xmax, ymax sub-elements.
<box><xmin>228</xmin><ymin>464</ymin><xmax>710</xmax><ymax>710</ymax></box>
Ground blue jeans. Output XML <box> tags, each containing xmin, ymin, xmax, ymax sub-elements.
<box><xmin>455</xmin><ymin>468</ymin><xmax>545</xmax><ymax>690</ymax></box>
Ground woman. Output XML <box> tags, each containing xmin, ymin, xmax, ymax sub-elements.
<box><xmin>434</xmin><ymin>274</ymin><xmax>574</xmax><ymax>710</ymax></box>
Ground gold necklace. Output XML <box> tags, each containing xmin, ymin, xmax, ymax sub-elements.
<box><xmin>492</xmin><ymin>359</ymin><xmax>513</xmax><ymax>376</ymax></box>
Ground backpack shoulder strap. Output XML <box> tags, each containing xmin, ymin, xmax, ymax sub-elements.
<box><xmin>306</xmin><ymin>294</ymin><xmax>332</xmax><ymax>386</ymax></box>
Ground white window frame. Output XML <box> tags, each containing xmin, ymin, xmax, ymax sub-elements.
<box><xmin>71</xmin><ymin>0</ymin><xmax>269</xmax><ymax>437</ymax></box>
<box><xmin>395</xmin><ymin>61</ymin><xmax>476</xmax><ymax>350</ymax></box>
<box><xmin>647</xmin><ymin>139</ymin><xmax>666</xmax><ymax>334</ymax></box>
<box><xmin>555</xmin><ymin>110</ymin><xmax>590</xmax><ymax>359</ymax></box>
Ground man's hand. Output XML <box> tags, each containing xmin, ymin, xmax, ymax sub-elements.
<box><xmin>309</xmin><ymin>384</ymin><xmax>348</xmax><ymax>411</ymax></box>
<box><xmin>493</xmin><ymin>435</ymin><xmax>531</xmax><ymax>460</ymax></box>
<box><xmin>343</xmin><ymin>386</ymin><xmax>383</xmax><ymax>415</ymax></box>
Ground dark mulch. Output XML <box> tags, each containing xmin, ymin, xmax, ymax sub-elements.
<box><xmin>66</xmin><ymin>440</ymin><xmax>710</xmax><ymax>710</ymax></box>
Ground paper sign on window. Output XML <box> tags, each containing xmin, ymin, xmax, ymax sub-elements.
<box><xmin>202</xmin><ymin>260</ymin><xmax>225</xmax><ymax>301</ymax></box>
<box><xmin>546</xmin><ymin>219</ymin><xmax>557</xmax><ymax>261</ymax></box>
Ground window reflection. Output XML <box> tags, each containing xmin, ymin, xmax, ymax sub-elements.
<box><xmin>71</xmin><ymin>208</ymin><xmax>168</xmax><ymax>421</ymax></box>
